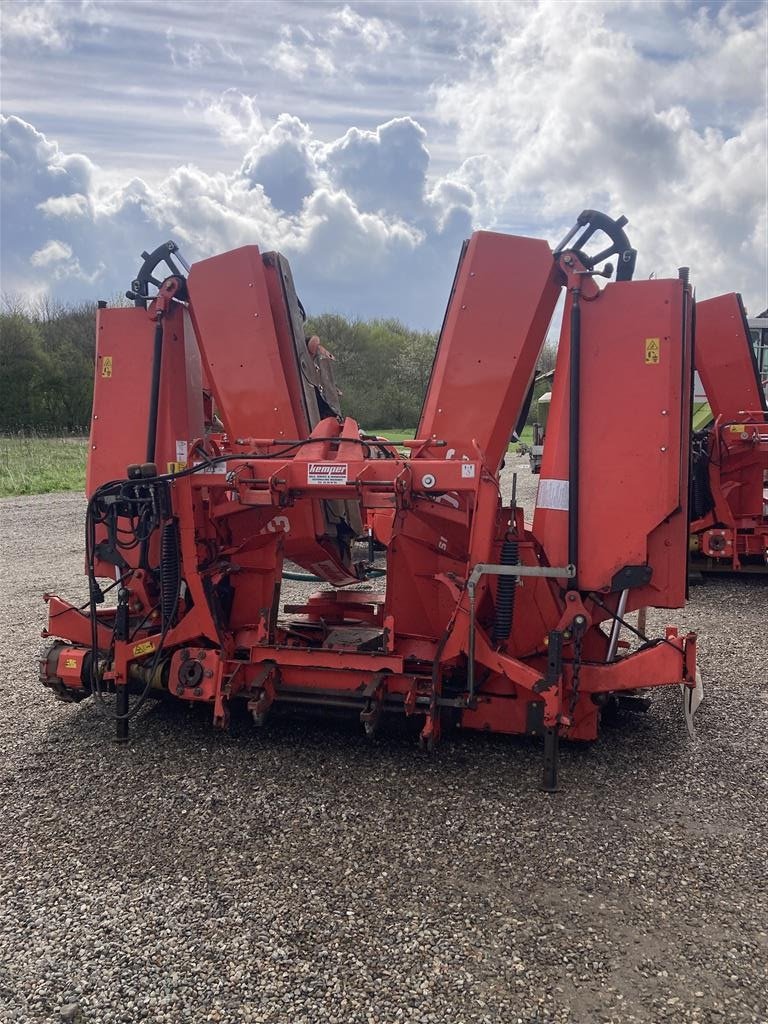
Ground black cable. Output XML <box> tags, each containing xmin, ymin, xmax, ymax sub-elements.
<box><xmin>49</xmin><ymin>572</ymin><xmax>132</xmax><ymax>619</ymax></box>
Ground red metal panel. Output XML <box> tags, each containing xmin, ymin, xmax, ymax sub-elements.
<box><xmin>696</xmin><ymin>293</ymin><xmax>767</xmax><ymax>421</ymax></box>
<box><xmin>418</xmin><ymin>231</ymin><xmax>561</xmax><ymax>471</ymax></box>
<box><xmin>187</xmin><ymin>250</ymin><xmax>365</xmax><ymax>585</ymax></box>
<box><xmin>533</xmin><ymin>278</ymin><xmax>692</xmax><ymax>605</ymax></box>
<box><xmin>87</xmin><ymin>305</ymin><xmax>204</xmax><ymax>494</ymax></box>
<box><xmin>186</xmin><ymin>246</ymin><xmax>306</xmax><ymax>440</ymax></box>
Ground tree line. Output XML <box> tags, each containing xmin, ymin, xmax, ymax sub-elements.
<box><xmin>0</xmin><ymin>299</ymin><xmax>556</xmax><ymax>434</ymax></box>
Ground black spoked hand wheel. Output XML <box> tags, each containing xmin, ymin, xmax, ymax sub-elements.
<box><xmin>126</xmin><ymin>241</ymin><xmax>191</xmax><ymax>308</ymax></box>
<box><xmin>554</xmin><ymin>210</ymin><xmax>637</xmax><ymax>281</ymax></box>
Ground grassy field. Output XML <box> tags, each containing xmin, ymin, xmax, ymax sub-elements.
<box><xmin>374</xmin><ymin>426</ymin><xmax>534</xmax><ymax>447</ymax></box>
<box><xmin>0</xmin><ymin>435</ymin><xmax>88</xmax><ymax>497</ymax></box>
<box><xmin>0</xmin><ymin>427</ymin><xmax>535</xmax><ymax>498</ymax></box>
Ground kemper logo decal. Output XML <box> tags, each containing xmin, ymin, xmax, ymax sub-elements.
<box><xmin>308</xmin><ymin>462</ymin><xmax>348</xmax><ymax>485</ymax></box>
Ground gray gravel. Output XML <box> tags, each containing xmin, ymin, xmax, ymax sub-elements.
<box><xmin>1</xmin><ymin>454</ymin><xmax>766</xmax><ymax>1023</ymax></box>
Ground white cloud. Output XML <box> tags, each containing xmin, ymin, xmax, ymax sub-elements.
<box><xmin>28</xmin><ymin>238</ymin><xmax>103</xmax><ymax>284</ymax></box>
<box><xmin>2</xmin><ymin>1</ymin><xmax>765</xmax><ymax>324</ymax></box>
<box><xmin>271</xmin><ymin>6</ymin><xmax>403</xmax><ymax>81</ymax></box>
<box><xmin>165</xmin><ymin>28</ymin><xmax>243</xmax><ymax>70</ymax></box>
<box><xmin>30</xmin><ymin>240</ymin><xmax>73</xmax><ymax>266</ymax></box>
<box><xmin>1</xmin><ymin>1</ymin><xmax>72</xmax><ymax>50</ymax></box>
<box><xmin>433</xmin><ymin>1</ymin><xmax>767</xmax><ymax>308</ymax></box>
<box><xmin>37</xmin><ymin>194</ymin><xmax>90</xmax><ymax>218</ymax></box>
<box><xmin>240</xmin><ymin>115</ymin><xmax>319</xmax><ymax>214</ymax></box>
<box><xmin>0</xmin><ymin>111</ymin><xmax>473</xmax><ymax>324</ymax></box>
<box><xmin>322</xmin><ymin>118</ymin><xmax>431</xmax><ymax>219</ymax></box>
<box><xmin>328</xmin><ymin>5</ymin><xmax>402</xmax><ymax>52</ymax></box>
<box><xmin>192</xmin><ymin>90</ymin><xmax>264</xmax><ymax>147</ymax></box>
<box><xmin>2</xmin><ymin>0</ymin><xmax>108</xmax><ymax>51</ymax></box>
<box><xmin>274</xmin><ymin>25</ymin><xmax>335</xmax><ymax>80</ymax></box>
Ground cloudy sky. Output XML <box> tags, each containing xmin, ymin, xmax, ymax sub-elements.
<box><xmin>1</xmin><ymin>0</ymin><xmax>766</xmax><ymax>327</ymax></box>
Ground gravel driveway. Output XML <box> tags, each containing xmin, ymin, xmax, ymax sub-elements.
<box><xmin>1</xmin><ymin>455</ymin><xmax>766</xmax><ymax>1023</ymax></box>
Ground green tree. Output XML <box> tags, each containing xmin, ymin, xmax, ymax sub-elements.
<box><xmin>306</xmin><ymin>314</ymin><xmax>437</xmax><ymax>429</ymax></box>
<box><xmin>0</xmin><ymin>311</ymin><xmax>48</xmax><ymax>430</ymax></box>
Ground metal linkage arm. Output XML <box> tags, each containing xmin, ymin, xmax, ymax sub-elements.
<box><xmin>466</xmin><ymin>562</ymin><xmax>576</xmax><ymax>703</ymax></box>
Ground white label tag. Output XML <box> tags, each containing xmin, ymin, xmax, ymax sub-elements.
<box><xmin>461</xmin><ymin>463</ymin><xmax>476</xmax><ymax>478</ymax></box>
<box><xmin>175</xmin><ymin>440</ymin><xmax>188</xmax><ymax>464</ymax></box>
<box><xmin>536</xmin><ymin>478</ymin><xmax>569</xmax><ymax>511</ymax></box>
<box><xmin>308</xmin><ymin>462</ymin><xmax>348</xmax><ymax>485</ymax></box>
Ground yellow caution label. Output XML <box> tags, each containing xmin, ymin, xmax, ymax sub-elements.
<box><xmin>166</xmin><ymin>461</ymin><xmax>187</xmax><ymax>474</ymax></box>
<box><xmin>101</xmin><ymin>355</ymin><xmax>113</xmax><ymax>377</ymax></box>
<box><xmin>132</xmin><ymin>640</ymin><xmax>155</xmax><ymax>658</ymax></box>
<box><xmin>64</xmin><ymin>657</ymin><xmax>78</xmax><ymax>669</ymax></box>
<box><xmin>644</xmin><ymin>338</ymin><xmax>660</xmax><ymax>364</ymax></box>
<box><xmin>729</xmin><ymin>424</ymin><xmax>746</xmax><ymax>434</ymax></box>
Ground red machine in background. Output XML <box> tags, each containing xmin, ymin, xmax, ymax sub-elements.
<box><xmin>40</xmin><ymin>210</ymin><xmax>700</xmax><ymax>789</ymax></box>
<box><xmin>691</xmin><ymin>294</ymin><xmax>768</xmax><ymax>570</ymax></box>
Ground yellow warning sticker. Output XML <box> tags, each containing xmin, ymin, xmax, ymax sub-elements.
<box><xmin>132</xmin><ymin>640</ymin><xmax>155</xmax><ymax>658</ymax></box>
<box><xmin>644</xmin><ymin>338</ymin><xmax>660</xmax><ymax>364</ymax></box>
<box><xmin>64</xmin><ymin>657</ymin><xmax>78</xmax><ymax>669</ymax></box>
<box><xmin>166</xmin><ymin>462</ymin><xmax>187</xmax><ymax>474</ymax></box>
<box><xmin>102</xmin><ymin>355</ymin><xmax>113</xmax><ymax>377</ymax></box>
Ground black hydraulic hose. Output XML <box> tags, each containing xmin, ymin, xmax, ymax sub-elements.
<box><xmin>492</xmin><ymin>534</ymin><xmax>519</xmax><ymax>645</ymax></box>
<box><xmin>146</xmin><ymin>317</ymin><xmax>164</xmax><ymax>463</ymax></box>
<box><xmin>568</xmin><ymin>289</ymin><xmax>581</xmax><ymax>590</ymax></box>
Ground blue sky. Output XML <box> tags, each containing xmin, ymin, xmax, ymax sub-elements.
<box><xmin>1</xmin><ymin>0</ymin><xmax>766</xmax><ymax>327</ymax></box>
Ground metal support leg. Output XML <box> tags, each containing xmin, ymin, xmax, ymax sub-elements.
<box><xmin>606</xmin><ymin>588</ymin><xmax>629</xmax><ymax>662</ymax></box>
<box><xmin>637</xmin><ymin>607</ymin><xmax>647</xmax><ymax>635</ymax></box>
<box><xmin>542</xmin><ymin>728</ymin><xmax>559</xmax><ymax>793</ymax></box>
<box><xmin>540</xmin><ymin>629</ymin><xmax>564</xmax><ymax>793</ymax></box>
<box><xmin>115</xmin><ymin>685</ymin><xmax>129</xmax><ymax>743</ymax></box>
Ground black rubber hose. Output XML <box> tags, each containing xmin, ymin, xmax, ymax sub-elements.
<box><xmin>690</xmin><ymin>435</ymin><xmax>715</xmax><ymax>520</ymax></box>
<box><xmin>492</xmin><ymin>536</ymin><xmax>519</xmax><ymax>645</ymax></box>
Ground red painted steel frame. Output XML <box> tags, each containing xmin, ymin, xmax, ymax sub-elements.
<box><xmin>418</xmin><ymin>231</ymin><xmax>561</xmax><ymax>470</ymax></box>
<box><xmin>696</xmin><ymin>294</ymin><xmax>766</xmax><ymax>423</ymax></box>
<box><xmin>534</xmin><ymin>272</ymin><xmax>693</xmax><ymax>610</ymax></box>
<box><xmin>41</xmin><ymin>226</ymin><xmax>698</xmax><ymax>763</ymax></box>
<box><xmin>692</xmin><ymin>294</ymin><xmax>768</xmax><ymax>568</ymax></box>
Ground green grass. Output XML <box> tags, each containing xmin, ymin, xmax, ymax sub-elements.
<box><xmin>371</xmin><ymin>427</ymin><xmax>416</xmax><ymax>445</ymax></box>
<box><xmin>0</xmin><ymin>434</ymin><xmax>87</xmax><ymax>497</ymax></box>
<box><xmin>373</xmin><ymin>426</ymin><xmax>534</xmax><ymax>449</ymax></box>
<box><xmin>515</xmin><ymin>425</ymin><xmax>533</xmax><ymax>447</ymax></box>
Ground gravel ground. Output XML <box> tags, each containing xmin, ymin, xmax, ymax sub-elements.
<box><xmin>1</xmin><ymin>454</ymin><xmax>766</xmax><ymax>1024</ymax></box>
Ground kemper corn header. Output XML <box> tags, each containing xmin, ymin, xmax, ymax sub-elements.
<box><xmin>40</xmin><ymin>210</ymin><xmax>701</xmax><ymax>789</ymax></box>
